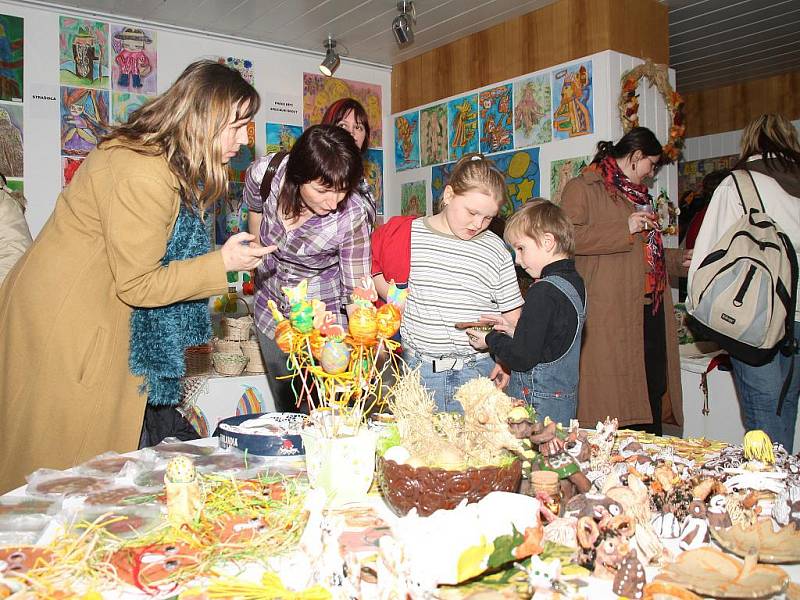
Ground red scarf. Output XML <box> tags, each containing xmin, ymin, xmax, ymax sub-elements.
<box><xmin>586</xmin><ymin>156</ymin><xmax>666</xmax><ymax>313</ymax></box>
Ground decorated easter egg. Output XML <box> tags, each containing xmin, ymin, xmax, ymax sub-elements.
<box><xmin>290</xmin><ymin>301</ymin><xmax>314</xmax><ymax>334</ymax></box>
<box><xmin>165</xmin><ymin>456</ymin><xmax>196</xmax><ymax>484</ymax></box>
<box><xmin>308</xmin><ymin>329</ymin><xmax>325</xmax><ymax>360</ymax></box>
<box><xmin>348</xmin><ymin>306</ymin><xmax>378</xmax><ymax>345</ymax></box>
<box><xmin>320</xmin><ymin>340</ymin><xmax>351</xmax><ymax>374</ymax></box>
<box><xmin>274</xmin><ymin>320</ymin><xmax>294</xmax><ymax>353</ymax></box>
<box><xmin>376</xmin><ymin>303</ymin><xmax>401</xmax><ymax>339</ymax></box>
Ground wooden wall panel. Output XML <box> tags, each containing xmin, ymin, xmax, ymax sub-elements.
<box><xmin>684</xmin><ymin>71</ymin><xmax>800</xmax><ymax>137</ymax></box>
<box><xmin>391</xmin><ymin>0</ymin><xmax>668</xmax><ymax>113</ymax></box>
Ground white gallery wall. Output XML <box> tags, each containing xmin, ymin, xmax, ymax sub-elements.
<box><xmin>0</xmin><ymin>0</ymin><xmax>392</xmax><ymax>237</ymax></box>
<box><xmin>683</xmin><ymin>119</ymin><xmax>800</xmax><ymax>162</ymax></box>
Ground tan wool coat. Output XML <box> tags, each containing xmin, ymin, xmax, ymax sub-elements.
<box><xmin>0</xmin><ymin>143</ymin><xmax>227</xmax><ymax>493</ymax></box>
<box><xmin>560</xmin><ymin>171</ymin><xmax>684</xmax><ymax>428</ymax></box>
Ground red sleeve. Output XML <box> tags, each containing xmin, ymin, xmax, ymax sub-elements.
<box><xmin>370</xmin><ymin>215</ymin><xmax>415</xmax><ymax>284</ymax></box>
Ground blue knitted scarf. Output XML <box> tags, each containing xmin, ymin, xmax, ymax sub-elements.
<box><xmin>129</xmin><ymin>205</ymin><xmax>212</xmax><ymax>406</ymax></box>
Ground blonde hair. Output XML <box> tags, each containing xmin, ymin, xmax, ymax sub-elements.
<box><xmin>102</xmin><ymin>60</ymin><xmax>259</xmax><ymax>212</ymax></box>
<box><xmin>504</xmin><ymin>199</ymin><xmax>575</xmax><ymax>256</ymax></box>
<box><xmin>446</xmin><ymin>153</ymin><xmax>507</xmax><ymax>208</ymax></box>
<box><xmin>735</xmin><ymin>113</ymin><xmax>800</xmax><ymax>172</ymax></box>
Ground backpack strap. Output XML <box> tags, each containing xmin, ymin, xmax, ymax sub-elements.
<box><xmin>258</xmin><ymin>151</ymin><xmax>288</xmax><ymax>204</ymax></box>
<box><xmin>776</xmin><ymin>230</ymin><xmax>799</xmax><ymax>416</ymax></box>
<box><xmin>730</xmin><ymin>169</ymin><xmax>766</xmax><ymax>214</ymax></box>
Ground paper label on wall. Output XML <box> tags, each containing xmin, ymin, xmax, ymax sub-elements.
<box><xmin>264</xmin><ymin>93</ymin><xmax>302</xmax><ymax>125</ymax></box>
<box><xmin>29</xmin><ymin>84</ymin><xmax>60</xmax><ymax>119</ymax></box>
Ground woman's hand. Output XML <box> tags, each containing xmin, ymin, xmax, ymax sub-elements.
<box><xmin>682</xmin><ymin>248</ymin><xmax>693</xmax><ymax>267</ymax></box>
<box><xmin>466</xmin><ymin>328</ymin><xmax>489</xmax><ymax>350</ymax></box>
<box><xmin>628</xmin><ymin>211</ymin><xmax>657</xmax><ymax>234</ymax></box>
<box><xmin>490</xmin><ymin>362</ymin><xmax>510</xmax><ymax>390</ymax></box>
<box><xmin>480</xmin><ymin>313</ymin><xmax>515</xmax><ymax>337</ymax></box>
<box><xmin>221</xmin><ymin>232</ymin><xmax>276</xmax><ymax>271</ymax></box>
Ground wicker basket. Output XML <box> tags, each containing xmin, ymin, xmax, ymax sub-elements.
<box><xmin>221</xmin><ymin>297</ymin><xmax>255</xmax><ymax>342</ymax></box>
<box><xmin>184</xmin><ymin>344</ymin><xmax>213</xmax><ymax>376</ymax></box>
<box><xmin>240</xmin><ymin>340</ymin><xmax>265</xmax><ymax>373</ymax></box>
<box><xmin>213</xmin><ymin>338</ymin><xmax>242</xmax><ymax>354</ymax></box>
<box><xmin>212</xmin><ymin>352</ymin><xmax>249</xmax><ymax>376</ymax></box>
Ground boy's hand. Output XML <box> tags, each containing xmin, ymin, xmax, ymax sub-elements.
<box><xmin>480</xmin><ymin>313</ymin><xmax>515</xmax><ymax>337</ymax></box>
<box><xmin>466</xmin><ymin>328</ymin><xmax>488</xmax><ymax>350</ymax></box>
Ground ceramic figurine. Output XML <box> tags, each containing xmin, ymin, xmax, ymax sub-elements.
<box><xmin>706</xmin><ymin>494</ymin><xmax>733</xmax><ymax>529</ymax></box>
<box><xmin>613</xmin><ymin>550</ymin><xmax>646</xmax><ymax>599</ymax></box>
<box><xmin>517</xmin><ymin>555</ymin><xmax>563</xmax><ymax>599</ymax></box>
<box><xmin>528</xmin><ymin>419</ymin><xmax>591</xmax><ymax>501</ymax></box>
<box><xmin>679</xmin><ymin>500</ymin><xmax>709</xmax><ymax>550</ymax></box>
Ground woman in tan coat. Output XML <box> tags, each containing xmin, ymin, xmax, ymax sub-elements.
<box><xmin>560</xmin><ymin>127</ymin><xmax>688</xmax><ymax>433</ymax></box>
<box><xmin>0</xmin><ymin>60</ymin><xmax>274</xmax><ymax>493</ymax></box>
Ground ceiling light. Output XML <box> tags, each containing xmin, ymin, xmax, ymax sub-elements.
<box><xmin>393</xmin><ymin>1</ymin><xmax>416</xmax><ymax>47</ymax></box>
<box><xmin>319</xmin><ymin>35</ymin><xmax>340</xmax><ymax>77</ymax></box>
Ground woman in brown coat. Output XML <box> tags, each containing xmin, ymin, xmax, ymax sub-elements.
<box><xmin>560</xmin><ymin>127</ymin><xmax>688</xmax><ymax>433</ymax></box>
<box><xmin>0</xmin><ymin>60</ymin><xmax>274</xmax><ymax>493</ymax></box>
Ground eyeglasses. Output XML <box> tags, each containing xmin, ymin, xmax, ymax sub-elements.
<box><xmin>646</xmin><ymin>156</ymin><xmax>662</xmax><ymax>175</ymax></box>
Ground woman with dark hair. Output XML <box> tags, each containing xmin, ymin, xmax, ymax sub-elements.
<box><xmin>321</xmin><ymin>97</ymin><xmax>377</xmax><ymax>225</ymax></box>
<box><xmin>689</xmin><ymin>114</ymin><xmax>800</xmax><ymax>451</ymax></box>
<box><xmin>560</xmin><ymin>127</ymin><xmax>690</xmax><ymax>434</ymax></box>
<box><xmin>246</xmin><ymin>125</ymin><xmax>371</xmax><ymax>410</ymax></box>
<box><xmin>0</xmin><ymin>60</ymin><xmax>271</xmax><ymax>492</ymax></box>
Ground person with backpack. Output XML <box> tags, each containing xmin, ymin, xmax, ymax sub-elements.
<box><xmin>245</xmin><ymin>125</ymin><xmax>372</xmax><ymax>411</ymax></box>
<box><xmin>688</xmin><ymin>113</ymin><xmax>800</xmax><ymax>452</ymax></box>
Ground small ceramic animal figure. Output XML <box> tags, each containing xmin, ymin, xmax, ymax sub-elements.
<box><xmin>679</xmin><ymin>500</ymin><xmax>709</xmax><ymax>550</ymax></box>
<box><xmin>517</xmin><ymin>555</ymin><xmax>562</xmax><ymax>599</ymax></box>
<box><xmin>707</xmin><ymin>494</ymin><xmax>733</xmax><ymax>529</ymax></box>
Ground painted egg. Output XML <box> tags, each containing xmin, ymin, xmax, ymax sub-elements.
<box><xmin>290</xmin><ymin>301</ymin><xmax>315</xmax><ymax>334</ymax></box>
<box><xmin>320</xmin><ymin>340</ymin><xmax>351</xmax><ymax>374</ymax></box>
<box><xmin>165</xmin><ymin>456</ymin><xmax>196</xmax><ymax>484</ymax></box>
<box><xmin>274</xmin><ymin>320</ymin><xmax>294</xmax><ymax>353</ymax></box>
<box><xmin>348</xmin><ymin>306</ymin><xmax>378</xmax><ymax>346</ymax></box>
<box><xmin>309</xmin><ymin>329</ymin><xmax>324</xmax><ymax>360</ymax></box>
<box><xmin>376</xmin><ymin>303</ymin><xmax>401</xmax><ymax>339</ymax></box>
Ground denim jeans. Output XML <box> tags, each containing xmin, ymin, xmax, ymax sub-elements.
<box><xmin>402</xmin><ymin>351</ymin><xmax>495</xmax><ymax>413</ymax></box>
<box><xmin>730</xmin><ymin>321</ymin><xmax>800</xmax><ymax>453</ymax></box>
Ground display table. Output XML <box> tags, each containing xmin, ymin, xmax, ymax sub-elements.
<box><xmin>680</xmin><ymin>350</ymin><xmax>800</xmax><ymax>452</ymax></box>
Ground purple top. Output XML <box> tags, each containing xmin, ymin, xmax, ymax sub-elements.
<box><xmin>244</xmin><ymin>154</ymin><xmax>373</xmax><ymax>336</ymax></box>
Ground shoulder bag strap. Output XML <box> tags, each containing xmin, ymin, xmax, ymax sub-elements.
<box><xmin>259</xmin><ymin>151</ymin><xmax>288</xmax><ymax>203</ymax></box>
<box><xmin>730</xmin><ymin>169</ymin><xmax>766</xmax><ymax>214</ymax></box>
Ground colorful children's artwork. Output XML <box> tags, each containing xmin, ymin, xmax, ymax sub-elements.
<box><xmin>490</xmin><ymin>147</ymin><xmax>541</xmax><ymax>217</ymax></box>
<box><xmin>183</xmin><ymin>404</ymin><xmax>209</xmax><ymax>438</ymax></box>
<box><xmin>447</xmin><ymin>94</ymin><xmax>479</xmax><ymax>161</ymax></box>
<box><xmin>59</xmin><ymin>17</ymin><xmax>109</xmax><ymax>89</ymax></box>
<box><xmin>5</xmin><ymin>178</ymin><xmax>22</xmax><ymax>193</ymax></box>
<box><xmin>479</xmin><ymin>85</ymin><xmax>513</xmax><ymax>154</ymax></box>
<box><xmin>514</xmin><ymin>73</ymin><xmax>551</xmax><ymax>147</ymax></box>
<box><xmin>60</xmin><ymin>86</ymin><xmax>109</xmax><ymax>157</ymax></box>
<box><xmin>218</xmin><ymin>56</ymin><xmax>253</xmax><ymax>85</ymax></box>
<box><xmin>62</xmin><ymin>157</ymin><xmax>84</xmax><ymax>188</ymax></box>
<box><xmin>265</xmin><ymin>122</ymin><xmax>302</xmax><ymax>154</ymax></box>
<box><xmin>431</xmin><ymin>162</ymin><xmax>456</xmax><ymax>214</ymax></box>
<box><xmin>227</xmin><ymin>121</ymin><xmax>255</xmax><ymax>183</ymax></box>
<box><xmin>678</xmin><ymin>155</ymin><xmax>737</xmax><ymax>198</ymax></box>
<box><xmin>111</xmin><ymin>91</ymin><xmax>149</xmax><ymax>124</ymax></box>
<box><xmin>0</xmin><ymin>14</ymin><xmax>23</xmax><ymax>102</ymax></box>
<box><xmin>550</xmin><ymin>155</ymin><xmax>590</xmax><ymax>204</ymax></box>
<box><xmin>0</xmin><ymin>102</ymin><xmax>22</xmax><ymax>177</ymax></box>
<box><xmin>400</xmin><ymin>181</ymin><xmax>426</xmax><ymax>216</ymax></box>
<box><xmin>110</xmin><ymin>25</ymin><xmax>156</xmax><ymax>95</ymax></box>
<box><xmin>303</xmin><ymin>73</ymin><xmax>382</xmax><ymax>148</ymax></box>
<box><xmin>364</xmin><ymin>149</ymin><xmax>384</xmax><ymax>216</ymax></box>
<box><xmin>394</xmin><ymin>111</ymin><xmax>420</xmax><ymax>171</ymax></box>
<box><xmin>215</xmin><ymin>182</ymin><xmax>247</xmax><ymax>245</ymax></box>
<box><xmin>552</xmin><ymin>60</ymin><xmax>593</xmax><ymax>139</ymax></box>
<box><xmin>419</xmin><ymin>103</ymin><xmax>448</xmax><ymax>167</ymax></box>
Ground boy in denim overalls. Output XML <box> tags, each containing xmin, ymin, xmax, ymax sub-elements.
<box><xmin>467</xmin><ymin>199</ymin><xmax>585</xmax><ymax>426</ymax></box>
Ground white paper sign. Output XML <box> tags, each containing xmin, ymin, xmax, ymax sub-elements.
<box><xmin>29</xmin><ymin>84</ymin><xmax>60</xmax><ymax>119</ymax></box>
<box><xmin>263</xmin><ymin>93</ymin><xmax>302</xmax><ymax>125</ymax></box>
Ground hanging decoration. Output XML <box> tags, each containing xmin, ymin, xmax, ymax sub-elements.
<box><xmin>619</xmin><ymin>59</ymin><xmax>685</xmax><ymax>163</ymax></box>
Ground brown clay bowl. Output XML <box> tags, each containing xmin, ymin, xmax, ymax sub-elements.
<box><xmin>376</xmin><ymin>456</ymin><xmax>521</xmax><ymax>517</ymax></box>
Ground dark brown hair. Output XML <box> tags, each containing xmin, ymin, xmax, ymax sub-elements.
<box><xmin>592</xmin><ymin>126</ymin><xmax>663</xmax><ymax>166</ymax></box>
<box><xmin>321</xmin><ymin>98</ymin><xmax>370</xmax><ymax>153</ymax></box>
<box><xmin>278</xmin><ymin>124</ymin><xmax>364</xmax><ymax>220</ymax></box>
<box><xmin>103</xmin><ymin>59</ymin><xmax>259</xmax><ymax>212</ymax></box>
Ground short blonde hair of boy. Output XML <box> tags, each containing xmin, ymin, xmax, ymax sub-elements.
<box><xmin>504</xmin><ymin>199</ymin><xmax>575</xmax><ymax>257</ymax></box>
<box><xmin>447</xmin><ymin>153</ymin><xmax>507</xmax><ymax>208</ymax></box>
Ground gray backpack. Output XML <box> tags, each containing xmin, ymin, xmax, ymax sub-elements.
<box><xmin>687</xmin><ymin>170</ymin><xmax>797</xmax><ymax>376</ymax></box>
